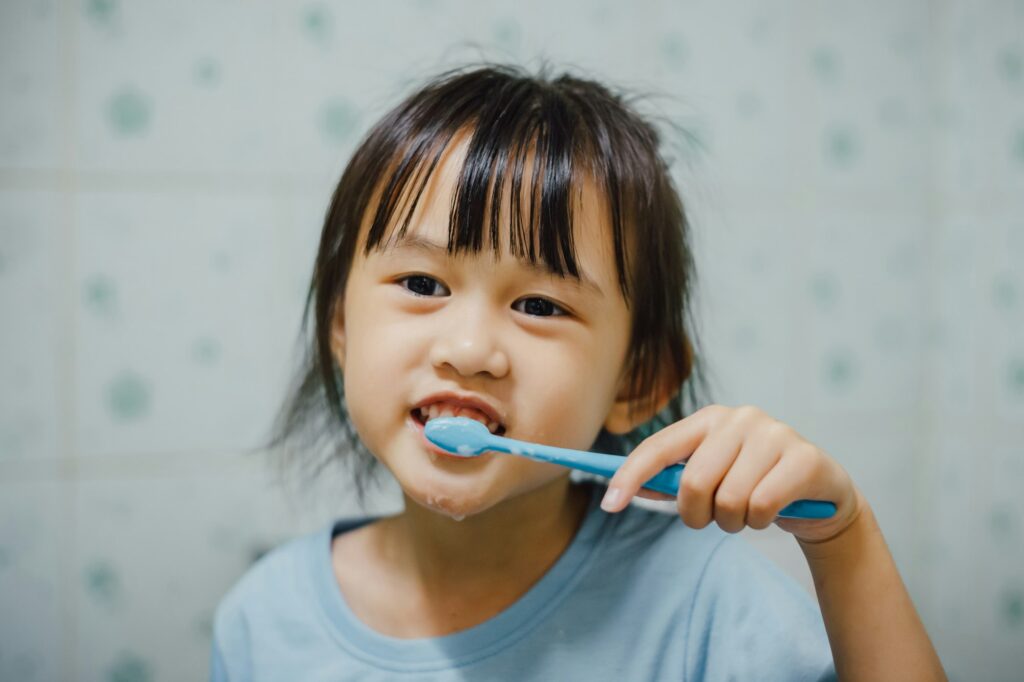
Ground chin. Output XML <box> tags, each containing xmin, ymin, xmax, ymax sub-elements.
<box><xmin>392</xmin><ymin>457</ymin><xmax>496</xmax><ymax>516</ymax></box>
<box><xmin>405</xmin><ymin>481</ymin><xmax>495</xmax><ymax>521</ymax></box>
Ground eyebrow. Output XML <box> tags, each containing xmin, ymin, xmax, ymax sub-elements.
<box><xmin>387</xmin><ymin>233</ymin><xmax>605</xmax><ymax>297</ymax></box>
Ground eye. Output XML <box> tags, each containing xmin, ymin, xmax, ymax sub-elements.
<box><xmin>513</xmin><ymin>297</ymin><xmax>568</xmax><ymax>317</ymax></box>
<box><xmin>398</xmin><ymin>275</ymin><xmax>449</xmax><ymax>297</ymax></box>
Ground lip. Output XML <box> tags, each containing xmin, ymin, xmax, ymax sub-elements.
<box><xmin>411</xmin><ymin>391</ymin><xmax>507</xmax><ymax>431</ymax></box>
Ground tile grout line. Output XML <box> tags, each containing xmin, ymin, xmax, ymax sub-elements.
<box><xmin>57</xmin><ymin>0</ymin><xmax>79</xmax><ymax>678</ymax></box>
<box><xmin>953</xmin><ymin>1</ymin><xmax>994</xmax><ymax>665</ymax></box>
<box><xmin>783</xmin><ymin>0</ymin><xmax>805</xmax><ymax>422</ymax></box>
<box><xmin>0</xmin><ymin>167</ymin><xmax>1019</xmax><ymax>212</ymax></box>
<box><xmin>0</xmin><ymin>449</ymin><xmax>271</xmax><ymax>479</ymax></box>
<box><xmin>915</xmin><ymin>0</ymin><xmax>944</xmax><ymax>617</ymax></box>
<box><xmin>0</xmin><ymin>167</ymin><xmax>326</xmax><ymax>192</ymax></box>
<box><xmin>271</xmin><ymin>4</ymin><xmax>296</xmax><ymax>456</ymax></box>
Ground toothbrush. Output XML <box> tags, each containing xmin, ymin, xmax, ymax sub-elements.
<box><xmin>424</xmin><ymin>416</ymin><xmax>836</xmax><ymax>520</ymax></box>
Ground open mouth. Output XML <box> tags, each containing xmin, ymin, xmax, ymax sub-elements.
<box><xmin>410</xmin><ymin>403</ymin><xmax>506</xmax><ymax>437</ymax></box>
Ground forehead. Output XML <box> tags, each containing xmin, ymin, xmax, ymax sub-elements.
<box><xmin>359</xmin><ymin>128</ymin><xmax>623</xmax><ymax>292</ymax></box>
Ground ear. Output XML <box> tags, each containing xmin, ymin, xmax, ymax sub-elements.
<box><xmin>602</xmin><ymin>372</ymin><xmax>674</xmax><ymax>435</ymax></box>
<box><xmin>603</xmin><ymin>339</ymin><xmax>692</xmax><ymax>435</ymax></box>
<box><xmin>329</xmin><ymin>304</ymin><xmax>346</xmax><ymax>371</ymax></box>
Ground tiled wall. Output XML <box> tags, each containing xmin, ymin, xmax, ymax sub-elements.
<box><xmin>1</xmin><ymin>0</ymin><xmax>1022</xmax><ymax>679</ymax></box>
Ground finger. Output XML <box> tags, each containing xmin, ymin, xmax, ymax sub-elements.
<box><xmin>601</xmin><ymin>404</ymin><xmax>730</xmax><ymax>513</ymax></box>
<box><xmin>712</xmin><ymin>423</ymin><xmax>788</xmax><ymax>532</ymax></box>
<box><xmin>676</xmin><ymin>425</ymin><xmax>745</xmax><ymax>528</ymax></box>
<box><xmin>634</xmin><ymin>489</ymin><xmax>677</xmax><ymax>502</ymax></box>
<box><xmin>746</xmin><ymin>443</ymin><xmax>824</xmax><ymax>529</ymax></box>
<box><xmin>675</xmin><ymin>405</ymin><xmax>769</xmax><ymax>527</ymax></box>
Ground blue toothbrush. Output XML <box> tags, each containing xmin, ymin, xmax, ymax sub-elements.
<box><xmin>424</xmin><ymin>417</ymin><xmax>836</xmax><ymax>520</ymax></box>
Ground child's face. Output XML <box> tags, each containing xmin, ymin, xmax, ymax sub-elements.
<box><xmin>332</xmin><ymin>134</ymin><xmax>635</xmax><ymax>520</ymax></box>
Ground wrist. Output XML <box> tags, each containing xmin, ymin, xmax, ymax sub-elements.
<box><xmin>796</xmin><ymin>488</ymin><xmax>874</xmax><ymax>559</ymax></box>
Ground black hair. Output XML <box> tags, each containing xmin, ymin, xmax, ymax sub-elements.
<box><xmin>265</xmin><ymin>62</ymin><xmax>711</xmax><ymax>508</ymax></box>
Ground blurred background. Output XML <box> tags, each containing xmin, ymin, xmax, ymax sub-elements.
<box><xmin>1</xmin><ymin>0</ymin><xmax>1023</xmax><ymax>679</ymax></box>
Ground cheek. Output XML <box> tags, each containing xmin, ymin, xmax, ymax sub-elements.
<box><xmin>512</xmin><ymin>338</ymin><xmax>621</xmax><ymax>449</ymax></box>
<box><xmin>499</xmin><ymin>459</ymin><xmax>575</xmax><ymax>496</ymax></box>
<box><xmin>338</xmin><ymin>304</ymin><xmax>419</xmax><ymax>440</ymax></box>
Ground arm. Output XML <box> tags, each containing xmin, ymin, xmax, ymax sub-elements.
<box><xmin>799</xmin><ymin>490</ymin><xmax>946</xmax><ymax>681</ymax></box>
<box><xmin>601</xmin><ymin>404</ymin><xmax>948</xmax><ymax>681</ymax></box>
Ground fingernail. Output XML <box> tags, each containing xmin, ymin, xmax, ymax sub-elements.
<box><xmin>601</xmin><ymin>487</ymin><xmax>622</xmax><ymax>512</ymax></box>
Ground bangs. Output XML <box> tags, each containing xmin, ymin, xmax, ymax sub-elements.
<box><xmin>356</xmin><ymin>65</ymin><xmax>637</xmax><ymax>299</ymax></box>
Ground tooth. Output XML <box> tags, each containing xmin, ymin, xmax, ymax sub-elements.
<box><xmin>487</xmin><ymin>421</ymin><xmax>498</xmax><ymax>434</ymax></box>
<box><xmin>428</xmin><ymin>405</ymin><xmax>439</xmax><ymax>420</ymax></box>
<box><xmin>439</xmin><ymin>406</ymin><xmax>455</xmax><ymax>418</ymax></box>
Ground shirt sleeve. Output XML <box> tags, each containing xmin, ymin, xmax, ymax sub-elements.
<box><xmin>209</xmin><ymin>637</ymin><xmax>229</xmax><ymax>682</ymax></box>
<box><xmin>683</xmin><ymin>535</ymin><xmax>837</xmax><ymax>682</ymax></box>
<box><xmin>209</xmin><ymin>596</ymin><xmax>254</xmax><ymax>682</ymax></box>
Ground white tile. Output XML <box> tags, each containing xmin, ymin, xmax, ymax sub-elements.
<box><xmin>789</xmin><ymin>0</ymin><xmax>934</xmax><ymax>194</ymax></box>
<box><xmin>796</xmin><ymin>416</ymin><xmax>919</xmax><ymax>577</ymax></box>
<box><xmin>934</xmin><ymin>207</ymin><xmax>1024</xmax><ymax>421</ymax></box>
<box><xmin>0</xmin><ymin>190</ymin><xmax>63</xmax><ymax>461</ymax></box>
<box><xmin>693</xmin><ymin>201</ymin><xmax>799</xmax><ymax>417</ymax></box>
<box><xmin>483</xmin><ymin>0</ymin><xmax>649</xmax><ymax>86</ymax></box>
<box><xmin>0</xmin><ymin>480</ymin><xmax>67</xmax><ymax>682</ymax></box>
<box><xmin>916</xmin><ymin>418</ymin><xmax>990</xmax><ymax>679</ymax></box>
<box><xmin>0</xmin><ymin>0</ymin><xmax>63</xmax><ymax>169</ymax></box>
<box><xmin>937</xmin><ymin>0</ymin><xmax>1024</xmax><ymax>200</ymax></box>
<box><xmin>931</xmin><ymin>208</ymin><xmax>984</xmax><ymax>416</ymax></box>
<box><xmin>281</xmin><ymin>184</ymin><xmax>336</xmax><ymax>342</ymax></box>
<box><xmin>987</xmin><ymin>216</ymin><xmax>1024</xmax><ymax>422</ymax></box>
<box><xmin>73</xmin><ymin>462</ymin><xmax>399</xmax><ymax>680</ymax></box>
<box><xmin>785</xmin><ymin>205</ymin><xmax>930</xmax><ymax>414</ymax></box>
<box><xmin>262</xmin><ymin>1</ymin><xmax>382</xmax><ymax>178</ymax></box>
<box><xmin>984</xmin><ymin>441</ymin><xmax>1024</xmax><ymax>678</ymax></box>
<box><xmin>643</xmin><ymin>0</ymin><xmax>799</xmax><ymax>191</ymax></box>
<box><xmin>75</xmin><ymin>470</ymin><xmax>288</xmax><ymax>681</ymax></box>
<box><xmin>74</xmin><ymin>190</ymin><xmax>292</xmax><ymax>456</ymax></box>
<box><xmin>268</xmin><ymin>0</ymin><xmax>662</xmax><ymax>178</ymax></box>
<box><xmin>75</xmin><ymin>0</ymin><xmax>281</xmax><ymax>173</ymax></box>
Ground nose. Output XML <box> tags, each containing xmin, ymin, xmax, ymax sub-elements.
<box><xmin>428</xmin><ymin>298</ymin><xmax>510</xmax><ymax>379</ymax></box>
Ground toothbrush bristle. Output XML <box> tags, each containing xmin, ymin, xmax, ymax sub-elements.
<box><xmin>424</xmin><ymin>417</ymin><xmax>492</xmax><ymax>457</ymax></box>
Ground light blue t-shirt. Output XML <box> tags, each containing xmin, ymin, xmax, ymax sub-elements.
<box><xmin>211</xmin><ymin>482</ymin><xmax>836</xmax><ymax>681</ymax></box>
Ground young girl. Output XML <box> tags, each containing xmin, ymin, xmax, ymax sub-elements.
<box><xmin>211</xmin><ymin>63</ymin><xmax>945</xmax><ymax>680</ymax></box>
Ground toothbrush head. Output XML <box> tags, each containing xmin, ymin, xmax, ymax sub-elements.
<box><xmin>423</xmin><ymin>417</ymin><xmax>493</xmax><ymax>457</ymax></box>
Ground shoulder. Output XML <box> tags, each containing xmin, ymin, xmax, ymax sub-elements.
<box><xmin>212</xmin><ymin>529</ymin><xmax>321</xmax><ymax>647</ymax></box>
<box><xmin>607</xmin><ymin>501</ymin><xmax>809</xmax><ymax>599</ymax></box>
<box><xmin>681</xmin><ymin>532</ymin><xmax>836</xmax><ymax>680</ymax></box>
<box><xmin>599</xmin><ymin>502</ymin><xmax>833</xmax><ymax>675</ymax></box>
<box><xmin>689</xmin><ymin>531</ymin><xmax>818</xmax><ymax>612</ymax></box>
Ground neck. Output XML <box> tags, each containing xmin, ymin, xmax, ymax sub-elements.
<box><xmin>374</xmin><ymin>477</ymin><xmax>592</xmax><ymax>598</ymax></box>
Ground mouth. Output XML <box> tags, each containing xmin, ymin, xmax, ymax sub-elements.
<box><xmin>410</xmin><ymin>402</ymin><xmax>506</xmax><ymax>437</ymax></box>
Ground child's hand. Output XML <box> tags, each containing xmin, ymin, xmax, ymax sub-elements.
<box><xmin>600</xmin><ymin>404</ymin><xmax>863</xmax><ymax>542</ymax></box>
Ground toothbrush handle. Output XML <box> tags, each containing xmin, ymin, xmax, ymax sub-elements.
<box><xmin>641</xmin><ymin>464</ymin><xmax>836</xmax><ymax>519</ymax></box>
<box><xmin>641</xmin><ymin>463</ymin><xmax>685</xmax><ymax>497</ymax></box>
<box><xmin>497</xmin><ymin>439</ymin><xmax>837</xmax><ymax>520</ymax></box>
